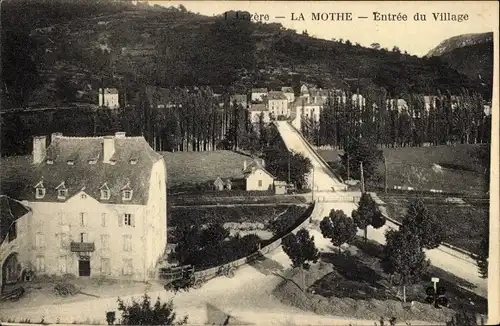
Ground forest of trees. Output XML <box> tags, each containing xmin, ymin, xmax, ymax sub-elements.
<box><xmin>0</xmin><ymin>86</ymin><xmax>492</xmax><ymax>157</ymax></box>
<box><xmin>301</xmin><ymin>89</ymin><xmax>491</xmax><ymax>149</ymax></box>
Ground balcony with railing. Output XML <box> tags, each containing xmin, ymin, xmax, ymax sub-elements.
<box><xmin>70</xmin><ymin>241</ymin><xmax>95</xmax><ymax>252</ymax></box>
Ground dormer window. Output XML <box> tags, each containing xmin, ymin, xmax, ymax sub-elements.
<box><xmin>122</xmin><ymin>190</ymin><xmax>133</xmax><ymax>201</ymax></box>
<box><xmin>100</xmin><ymin>183</ymin><xmax>110</xmax><ymax>200</ymax></box>
<box><xmin>34</xmin><ymin>181</ymin><xmax>46</xmax><ymax>199</ymax></box>
<box><xmin>46</xmin><ymin>159</ymin><xmax>54</xmax><ymax>165</ymax></box>
<box><xmin>67</xmin><ymin>160</ymin><xmax>74</xmax><ymax>165</ymax></box>
<box><xmin>88</xmin><ymin>159</ymin><xmax>97</xmax><ymax>165</ymax></box>
<box><xmin>56</xmin><ymin>182</ymin><xmax>68</xmax><ymax>200</ymax></box>
<box><xmin>129</xmin><ymin>159</ymin><xmax>137</xmax><ymax>165</ymax></box>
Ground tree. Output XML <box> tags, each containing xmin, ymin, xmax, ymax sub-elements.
<box><xmin>116</xmin><ymin>294</ymin><xmax>188</xmax><ymax>325</ymax></box>
<box><xmin>382</xmin><ymin>229</ymin><xmax>429</xmax><ymax>302</ymax></box>
<box><xmin>370</xmin><ymin>43</ymin><xmax>381</xmax><ymax>50</ymax></box>
<box><xmin>341</xmin><ymin>136</ymin><xmax>383</xmax><ymax>183</ymax></box>
<box><xmin>282</xmin><ymin>228</ymin><xmax>319</xmax><ymax>292</ymax></box>
<box><xmin>351</xmin><ymin>193</ymin><xmax>386</xmax><ymax>242</ymax></box>
<box><xmin>401</xmin><ymin>199</ymin><xmax>445</xmax><ymax>250</ymax></box>
<box><xmin>392</xmin><ymin>46</ymin><xmax>401</xmax><ymax>53</ymax></box>
<box><xmin>320</xmin><ymin>209</ymin><xmax>357</xmax><ymax>253</ymax></box>
<box><xmin>263</xmin><ymin>147</ymin><xmax>312</xmax><ymax>189</ymax></box>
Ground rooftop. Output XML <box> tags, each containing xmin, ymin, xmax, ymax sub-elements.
<box><xmin>0</xmin><ymin>195</ymin><xmax>30</xmax><ymax>243</ymax></box>
<box><xmin>252</xmin><ymin>88</ymin><xmax>268</xmax><ymax>93</ymax></box>
<box><xmin>3</xmin><ymin>134</ymin><xmax>163</xmax><ymax>205</ymax></box>
<box><xmin>267</xmin><ymin>91</ymin><xmax>288</xmax><ymax>101</ymax></box>
<box><xmin>249</xmin><ymin>103</ymin><xmax>268</xmax><ymax>112</ymax></box>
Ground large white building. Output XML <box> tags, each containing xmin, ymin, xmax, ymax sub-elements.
<box><xmin>0</xmin><ymin>132</ymin><xmax>167</xmax><ymax>284</ymax></box>
<box><xmin>98</xmin><ymin>88</ymin><xmax>120</xmax><ymax>109</ymax></box>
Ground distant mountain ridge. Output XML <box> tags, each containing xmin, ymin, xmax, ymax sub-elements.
<box><xmin>426</xmin><ymin>32</ymin><xmax>493</xmax><ymax>57</ymax></box>
<box><xmin>426</xmin><ymin>32</ymin><xmax>493</xmax><ymax>97</ymax></box>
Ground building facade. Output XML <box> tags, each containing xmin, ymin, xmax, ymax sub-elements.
<box><xmin>98</xmin><ymin>88</ymin><xmax>120</xmax><ymax>109</ymax></box>
<box><xmin>281</xmin><ymin>87</ymin><xmax>295</xmax><ymax>103</ymax></box>
<box><xmin>267</xmin><ymin>91</ymin><xmax>289</xmax><ymax>118</ymax></box>
<box><xmin>242</xmin><ymin>160</ymin><xmax>275</xmax><ymax>191</ymax></box>
<box><xmin>251</xmin><ymin>88</ymin><xmax>268</xmax><ymax>103</ymax></box>
<box><xmin>2</xmin><ymin>132</ymin><xmax>167</xmax><ymax>282</ymax></box>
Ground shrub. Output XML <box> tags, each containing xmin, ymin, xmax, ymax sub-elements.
<box><xmin>54</xmin><ymin>281</ymin><xmax>79</xmax><ymax>297</ymax></box>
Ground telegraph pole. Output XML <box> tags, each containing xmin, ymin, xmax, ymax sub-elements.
<box><xmin>311</xmin><ymin>166</ymin><xmax>315</xmax><ymax>202</ymax></box>
<box><xmin>288</xmin><ymin>154</ymin><xmax>291</xmax><ymax>184</ymax></box>
<box><xmin>384</xmin><ymin>156</ymin><xmax>388</xmax><ymax>193</ymax></box>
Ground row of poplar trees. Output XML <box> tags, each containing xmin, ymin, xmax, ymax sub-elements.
<box><xmin>301</xmin><ymin>89</ymin><xmax>491</xmax><ymax>149</ymax></box>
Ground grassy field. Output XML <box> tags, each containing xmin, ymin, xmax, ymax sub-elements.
<box><xmin>377</xmin><ymin>194</ymin><xmax>488</xmax><ymax>254</ymax></box>
<box><xmin>317</xmin><ymin>145</ymin><xmax>489</xmax><ymax>195</ymax></box>
<box><xmin>169</xmin><ymin>193</ymin><xmax>307</xmax><ymax>206</ymax></box>
<box><xmin>162</xmin><ymin>150</ymin><xmax>251</xmax><ymax>188</ymax></box>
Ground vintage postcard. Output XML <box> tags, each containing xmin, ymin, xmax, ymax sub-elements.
<box><xmin>0</xmin><ymin>0</ymin><xmax>498</xmax><ymax>325</ymax></box>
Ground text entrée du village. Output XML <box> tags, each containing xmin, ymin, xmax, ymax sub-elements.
<box><xmin>226</xmin><ymin>11</ymin><xmax>470</xmax><ymax>23</ymax></box>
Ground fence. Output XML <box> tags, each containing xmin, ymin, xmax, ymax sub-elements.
<box><xmin>161</xmin><ymin>202</ymin><xmax>316</xmax><ymax>282</ymax></box>
<box><xmin>286</xmin><ymin>122</ymin><xmax>345</xmax><ymax>184</ymax></box>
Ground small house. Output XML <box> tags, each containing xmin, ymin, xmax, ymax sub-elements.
<box><xmin>242</xmin><ymin>160</ymin><xmax>275</xmax><ymax>191</ymax></box>
<box><xmin>274</xmin><ymin>181</ymin><xmax>287</xmax><ymax>195</ymax></box>
<box><xmin>213</xmin><ymin>177</ymin><xmax>225</xmax><ymax>191</ymax></box>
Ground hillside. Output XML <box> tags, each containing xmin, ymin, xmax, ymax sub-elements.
<box><xmin>1</xmin><ymin>0</ymin><xmax>482</xmax><ymax>109</ymax></box>
<box><xmin>426</xmin><ymin>32</ymin><xmax>493</xmax><ymax>57</ymax></box>
<box><xmin>426</xmin><ymin>32</ymin><xmax>493</xmax><ymax>97</ymax></box>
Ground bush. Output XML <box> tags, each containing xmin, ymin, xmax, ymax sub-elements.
<box><xmin>54</xmin><ymin>281</ymin><xmax>79</xmax><ymax>297</ymax></box>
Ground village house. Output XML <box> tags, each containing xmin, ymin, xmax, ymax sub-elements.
<box><xmin>230</xmin><ymin>94</ymin><xmax>248</xmax><ymax>109</ymax></box>
<box><xmin>300</xmin><ymin>85</ymin><xmax>310</xmax><ymax>98</ymax></box>
<box><xmin>213</xmin><ymin>177</ymin><xmax>232</xmax><ymax>191</ymax></box>
<box><xmin>281</xmin><ymin>87</ymin><xmax>295</xmax><ymax>103</ymax></box>
<box><xmin>251</xmin><ymin>88</ymin><xmax>268</xmax><ymax>103</ymax></box>
<box><xmin>266</xmin><ymin>91</ymin><xmax>289</xmax><ymax>118</ymax></box>
<box><xmin>386</xmin><ymin>99</ymin><xmax>408</xmax><ymax>112</ymax></box>
<box><xmin>242</xmin><ymin>160</ymin><xmax>275</xmax><ymax>191</ymax></box>
<box><xmin>98</xmin><ymin>88</ymin><xmax>120</xmax><ymax>109</ymax></box>
<box><xmin>0</xmin><ymin>196</ymin><xmax>32</xmax><ymax>291</ymax></box>
<box><xmin>248</xmin><ymin>103</ymin><xmax>270</xmax><ymax>124</ymax></box>
<box><xmin>0</xmin><ymin>132</ymin><xmax>167</xmax><ymax>284</ymax></box>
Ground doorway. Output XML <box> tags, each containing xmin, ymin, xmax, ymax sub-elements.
<box><xmin>78</xmin><ymin>259</ymin><xmax>91</xmax><ymax>277</ymax></box>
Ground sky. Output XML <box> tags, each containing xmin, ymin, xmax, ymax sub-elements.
<box><xmin>146</xmin><ymin>1</ymin><xmax>498</xmax><ymax>57</ymax></box>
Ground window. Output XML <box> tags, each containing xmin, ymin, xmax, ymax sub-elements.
<box><xmin>60</xmin><ymin>233</ymin><xmax>69</xmax><ymax>249</ymax></box>
<box><xmin>58</xmin><ymin>212</ymin><xmax>67</xmax><ymax>225</ymax></box>
<box><xmin>101</xmin><ymin>234</ymin><xmax>110</xmax><ymax>250</ymax></box>
<box><xmin>100</xmin><ymin>189</ymin><xmax>110</xmax><ymax>200</ymax></box>
<box><xmin>57</xmin><ymin>188</ymin><xmax>68</xmax><ymax>200</ymax></box>
<box><xmin>67</xmin><ymin>160</ymin><xmax>74</xmax><ymax>166</ymax></box>
<box><xmin>81</xmin><ymin>194</ymin><xmax>87</xmax><ymax>199</ymax></box>
<box><xmin>123</xmin><ymin>259</ymin><xmax>133</xmax><ymax>276</ymax></box>
<box><xmin>123</xmin><ymin>213</ymin><xmax>133</xmax><ymax>227</ymax></box>
<box><xmin>80</xmin><ymin>232</ymin><xmax>88</xmax><ymax>243</ymax></box>
<box><xmin>123</xmin><ymin>235</ymin><xmax>132</xmax><ymax>252</ymax></box>
<box><xmin>8</xmin><ymin>222</ymin><xmax>17</xmax><ymax>242</ymax></box>
<box><xmin>122</xmin><ymin>190</ymin><xmax>133</xmax><ymax>201</ymax></box>
<box><xmin>101</xmin><ymin>213</ymin><xmax>107</xmax><ymax>227</ymax></box>
<box><xmin>35</xmin><ymin>233</ymin><xmax>44</xmax><ymax>249</ymax></box>
<box><xmin>46</xmin><ymin>159</ymin><xmax>54</xmax><ymax>165</ymax></box>
<box><xmin>36</xmin><ymin>256</ymin><xmax>45</xmax><ymax>272</ymax></box>
<box><xmin>36</xmin><ymin>187</ymin><xmax>46</xmax><ymax>199</ymax></box>
<box><xmin>80</xmin><ymin>212</ymin><xmax>87</xmax><ymax>227</ymax></box>
<box><xmin>58</xmin><ymin>256</ymin><xmax>67</xmax><ymax>273</ymax></box>
<box><xmin>101</xmin><ymin>258</ymin><xmax>111</xmax><ymax>275</ymax></box>
<box><xmin>258</xmin><ymin>180</ymin><xmax>263</xmax><ymax>187</ymax></box>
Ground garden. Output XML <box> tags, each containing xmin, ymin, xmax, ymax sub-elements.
<box><xmin>272</xmin><ymin>194</ymin><xmax>487</xmax><ymax>324</ymax></box>
<box><xmin>167</xmin><ymin>204</ymin><xmax>313</xmax><ymax>270</ymax></box>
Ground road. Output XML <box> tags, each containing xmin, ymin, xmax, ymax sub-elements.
<box><xmin>274</xmin><ymin>121</ymin><xmax>487</xmax><ymax>297</ymax></box>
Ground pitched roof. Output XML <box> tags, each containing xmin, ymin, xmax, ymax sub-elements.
<box><xmin>100</xmin><ymin>88</ymin><xmax>119</xmax><ymax>94</ymax></box>
<box><xmin>281</xmin><ymin>87</ymin><xmax>294</xmax><ymax>93</ymax></box>
<box><xmin>248</xmin><ymin>103</ymin><xmax>268</xmax><ymax>112</ymax></box>
<box><xmin>252</xmin><ymin>88</ymin><xmax>268</xmax><ymax>93</ymax></box>
<box><xmin>21</xmin><ymin>134</ymin><xmax>163</xmax><ymax>205</ymax></box>
<box><xmin>267</xmin><ymin>91</ymin><xmax>287</xmax><ymax>101</ymax></box>
<box><xmin>242</xmin><ymin>160</ymin><xmax>275</xmax><ymax>179</ymax></box>
<box><xmin>0</xmin><ymin>195</ymin><xmax>30</xmax><ymax>244</ymax></box>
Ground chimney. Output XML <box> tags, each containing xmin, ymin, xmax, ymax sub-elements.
<box><xmin>51</xmin><ymin>132</ymin><xmax>62</xmax><ymax>143</ymax></box>
<box><xmin>115</xmin><ymin>132</ymin><xmax>126</xmax><ymax>138</ymax></box>
<box><xmin>243</xmin><ymin>160</ymin><xmax>247</xmax><ymax>170</ymax></box>
<box><xmin>33</xmin><ymin>136</ymin><xmax>47</xmax><ymax>164</ymax></box>
<box><xmin>261</xmin><ymin>159</ymin><xmax>265</xmax><ymax>168</ymax></box>
<box><xmin>103</xmin><ymin>136</ymin><xmax>115</xmax><ymax>163</ymax></box>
